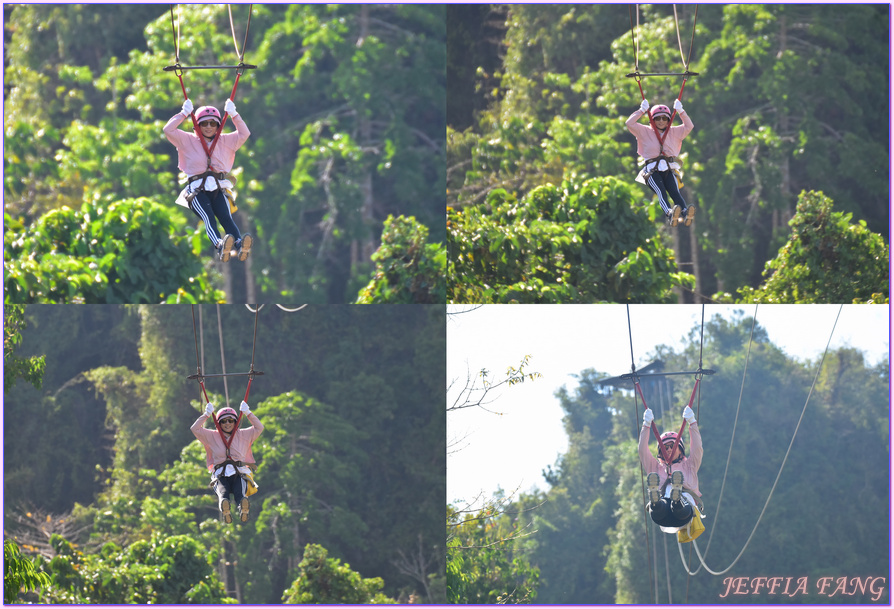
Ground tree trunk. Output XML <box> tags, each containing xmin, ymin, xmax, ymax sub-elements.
<box><xmin>671</xmin><ymin>226</ymin><xmax>684</xmax><ymax>303</ymax></box>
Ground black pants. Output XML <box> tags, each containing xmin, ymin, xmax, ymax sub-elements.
<box><xmin>646</xmin><ymin>169</ymin><xmax>688</xmax><ymax>215</ymax></box>
<box><xmin>649</xmin><ymin>497</ymin><xmax>693</xmax><ymax>528</ymax></box>
<box><xmin>189</xmin><ymin>189</ymin><xmax>241</xmax><ymax>248</ymax></box>
<box><xmin>212</xmin><ymin>473</ymin><xmax>245</xmax><ymax>510</ymax></box>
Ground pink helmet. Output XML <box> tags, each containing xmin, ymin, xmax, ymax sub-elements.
<box><xmin>659</xmin><ymin>431</ymin><xmax>685</xmax><ymax>454</ymax></box>
<box><xmin>661</xmin><ymin>431</ymin><xmax>686</xmax><ymax>452</ymax></box>
<box><xmin>195</xmin><ymin>105</ymin><xmax>221</xmax><ymax>125</ymax></box>
<box><xmin>650</xmin><ymin>104</ymin><xmax>672</xmax><ymax>120</ymax></box>
<box><xmin>217</xmin><ymin>406</ymin><xmax>238</xmax><ymax>422</ymax></box>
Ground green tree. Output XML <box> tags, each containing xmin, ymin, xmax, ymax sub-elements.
<box><xmin>695</xmin><ymin>5</ymin><xmax>888</xmax><ymax>292</ymax></box>
<box><xmin>35</xmin><ymin>533</ymin><xmax>233</xmax><ymax>604</ymax></box>
<box><xmin>282</xmin><ymin>543</ymin><xmax>396</xmax><ymax>604</ymax></box>
<box><xmin>446</xmin><ymin>502</ymin><xmax>540</xmax><ymax>604</ymax></box>
<box><xmin>243</xmin><ymin>4</ymin><xmax>446</xmax><ymax>303</ymax></box>
<box><xmin>448</xmin><ymin>176</ymin><xmax>693</xmax><ymax>303</ymax></box>
<box><xmin>3</xmin><ymin>305</ymin><xmax>46</xmax><ymax>391</ymax></box>
<box><xmin>356</xmin><ymin>215</ymin><xmax>446</xmax><ymax>304</ymax></box>
<box><xmin>732</xmin><ymin>190</ymin><xmax>889</xmax><ymax>303</ymax></box>
<box><xmin>3</xmin><ymin>306</ymin><xmax>139</xmax><ymax>513</ymax></box>
<box><xmin>516</xmin><ymin>371</ymin><xmax>620</xmax><ymax>603</ymax></box>
<box><xmin>4</xmin><ymin>539</ymin><xmax>52</xmax><ymax>603</ymax></box>
<box><xmin>3</xmin><ymin>5</ymin><xmax>166</xmax><ymax>222</ymax></box>
<box><xmin>4</xmin><ymin>199</ymin><xmax>221</xmax><ymax>304</ymax></box>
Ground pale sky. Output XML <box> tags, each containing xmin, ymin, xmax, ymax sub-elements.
<box><xmin>446</xmin><ymin>304</ymin><xmax>889</xmax><ymax>506</ymax></box>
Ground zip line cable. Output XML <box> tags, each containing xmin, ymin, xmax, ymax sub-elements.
<box><xmin>245</xmin><ymin>304</ymin><xmax>309</xmax><ymax>314</ymax></box>
<box><xmin>166</xmin><ymin>4</ymin><xmax>256</xmax><ymax>164</ymax></box>
<box><xmin>677</xmin><ymin>305</ymin><xmax>844</xmax><ymax>576</ymax></box>
<box><xmin>672</xmin><ymin>5</ymin><xmax>699</xmax><ymax>71</ymax></box>
<box><xmin>626</xmin><ymin>3</ymin><xmax>699</xmax><ymax>152</ymax></box>
<box><xmin>626</xmin><ymin>304</ymin><xmax>656</xmax><ymax>603</ymax></box>
<box><xmin>216</xmin><ymin>304</ymin><xmax>230</xmax><ymax>409</ymax></box>
<box><xmin>228</xmin><ymin>4</ymin><xmax>253</xmax><ymax>63</ymax></box>
<box><xmin>685</xmin><ymin>305</ymin><xmax>758</xmax><ymax>576</ymax></box>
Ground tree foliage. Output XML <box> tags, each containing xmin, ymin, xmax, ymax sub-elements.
<box><xmin>4</xmin><ymin>539</ymin><xmax>52</xmax><ymax>604</ymax></box>
<box><xmin>33</xmin><ymin>533</ymin><xmax>233</xmax><ymax>604</ymax></box>
<box><xmin>732</xmin><ymin>191</ymin><xmax>889</xmax><ymax>303</ymax></box>
<box><xmin>3</xmin><ymin>304</ymin><xmax>46</xmax><ymax>391</ymax></box>
<box><xmin>446</xmin><ymin>502</ymin><xmax>540</xmax><ymax>604</ymax></box>
<box><xmin>448</xmin><ymin>176</ymin><xmax>693</xmax><ymax>303</ymax></box>
<box><xmin>4</xmin><ymin>199</ymin><xmax>220</xmax><ymax>304</ymax></box>
<box><xmin>356</xmin><ymin>215</ymin><xmax>446</xmax><ymax>304</ymax></box>
<box><xmin>281</xmin><ymin>543</ymin><xmax>396</xmax><ymax>604</ymax></box>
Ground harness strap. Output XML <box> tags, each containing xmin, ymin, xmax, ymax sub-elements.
<box><xmin>188</xmin><ymin>171</ymin><xmax>227</xmax><ymax>182</ymax></box>
<box><xmin>643</xmin><ymin>154</ymin><xmax>677</xmax><ymax>166</ymax></box>
<box><xmin>213</xmin><ymin>458</ymin><xmax>257</xmax><ymax>472</ymax></box>
<box><xmin>184</xmin><ymin>171</ymin><xmax>232</xmax><ymax>205</ymax></box>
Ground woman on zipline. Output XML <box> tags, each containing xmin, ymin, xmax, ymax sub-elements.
<box><xmin>639</xmin><ymin>405</ymin><xmax>702</xmax><ymax>532</ymax></box>
<box><xmin>164</xmin><ymin>98</ymin><xmax>253</xmax><ymax>261</ymax></box>
<box><xmin>626</xmin><ymin>98</ymin><xmax>695</xmax><ymax>227</ymax></box>
<box><xmin>191</xmin><ymin>401</ymin><xmax>263</xmax><ymax>523</ymax></box>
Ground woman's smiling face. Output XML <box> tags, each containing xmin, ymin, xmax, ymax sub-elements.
<box><xmin>199</xmin><ymin>120</ymin><xmax>219</xmax><ymax>135</ymax></box>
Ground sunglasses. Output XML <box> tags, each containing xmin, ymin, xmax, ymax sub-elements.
<box><xmin>220</xmin><ymin>419</ymin><xmax>236</xmax><ymax>425</ymax></box>
<box><xmin>653</xmin><ymin>116</ymin><xmax>670</xmax><ymax>121</ymax></box>
<box><xmin>199</xmin><ymin>121</ymin><xmax>219</xmax><ymax>128</ymax></box>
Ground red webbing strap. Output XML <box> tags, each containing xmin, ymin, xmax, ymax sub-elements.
<box><xmin>668</xmin><ymin>375</ymin><xmax>701</xmax><ymax>462</ymax></box>
<box><xmin>208</xmin><ymin>4</ymin><xmax>253</xmax><ymax>159</ymax></box>
<box><xmin>198</xmin><ymin>380</ymin><xmax>210</xmax><ymax>405</ymax></box>
<box><xmin>212</xmin><ymin>410</ymin><xmax>244</xmax><ymax>460</ymax></box>
<box><xmin>647</xmin><ymin>78</ymin><xmax>689</xmax><ymax>154</ymax></box>
<box><xmin>633</xmin><ymin>379</ymin><xmax>673</xmax><ymax>466</ymax></box>
<box><xmin>243</xmin><ymin>372</ymin><xmax>254</xmax><ymax>403</ymax></box>
<box><xmin>205</xmin><ymin>67</ymin><xmax>245</xmax><ymax>159</ymax></box>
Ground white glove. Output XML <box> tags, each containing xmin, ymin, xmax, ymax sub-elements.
<box><xmin>240</xmin><ymin>400</ymin><xmax>250</xmax><ymax>414</ymax></box>
<box><xmin>181</xmin><ymin>99</ymin><xmax>194</xmax><ymax>116</ymax></box>
<box><xmin>683</xmin><ymin>405</ymin><xmax>695</xmax><ymax>424</ymax></box>
<box><xmin>642</xmin><ymin>408</ymin><xmax>654</xmax><ymax>427</ymax></box>
<box><xmin>224</xmin><ymin>98</ymin><xmax>238</xmax><ymax>117</ymax></box>
<box><xmin>204</xmin><ymin>402</ymin><xmax>214</xmax><ymax>416</ymax></box>
<box><xmin>640</xmin><ymin>99</ymin><xmax>649</xmax><ymax>113</ymax></box>
<box><xmin>673</xmin><ymin>99</ymin><xmax>684</xmax><ymax>113</ymax></box>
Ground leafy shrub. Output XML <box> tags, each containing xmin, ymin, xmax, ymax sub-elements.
<box><xmin>447</xmin><ymin>176</ymin><xmax>693</xmax><ymax>303</ymax></box>
<box><xmin>4</xmin><ymin>197</ymin><xmax>221</xmax><ymax>303</ymax></box>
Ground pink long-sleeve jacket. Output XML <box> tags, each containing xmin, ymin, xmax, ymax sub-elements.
<box><xmin>163</xmin><ymin>112</ymin><xmax>250</xmax><ymax>176</ymax></box>
<box><xmin>191</xmin><ymin>412</ymin><xmax>264</xmax><ymax>471</ymax></box>
<box><xmin>638</xmin><ymin>421</ymin><xmax>702</xmax><ymax>499</ymax></box>
<box><xmin>625</xmin><ymin>109</ymin><xmax>694</xmax><ymax>160</ymax></box>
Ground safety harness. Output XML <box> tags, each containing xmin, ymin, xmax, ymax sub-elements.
<box><xmin>189</xmin><ymin>305</ymin><xmax>264</xmax><ymax>494</ymax></box>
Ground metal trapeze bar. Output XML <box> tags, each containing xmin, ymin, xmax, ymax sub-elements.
<box><xmin>625</xmin><ymin>71</ymin><xmax>699</xmax><ymax>78</ymax></box>
<box><xmin>164</xmin><ymin>64</ymin><xmax>258</xmax><ymax>71</ymax></box>
<box><xmin>620</xmin><ymin>369</ymin><xmax>715</xmax><ymax>380</ymax></box>
<box><xmin>187</xmin><ymin>370</ymin><xmax>265</xmax><ymax>380</ymax></box>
